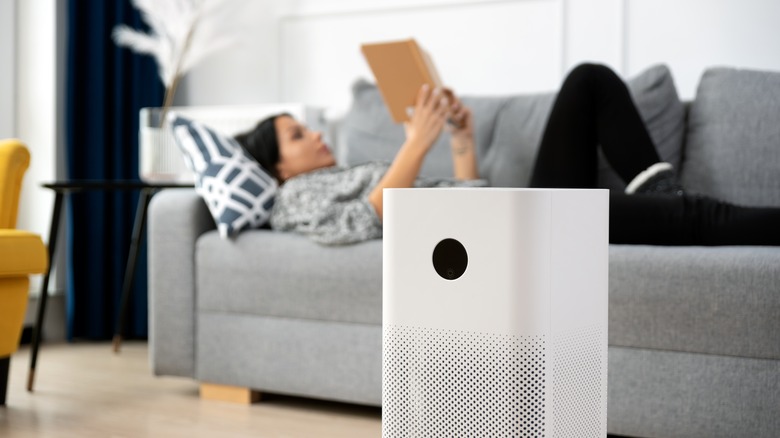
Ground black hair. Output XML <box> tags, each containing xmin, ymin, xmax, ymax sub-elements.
<box><xmin>234</xmin><ymin>113</ymin><xmax>290</xmax><ymax>181</ymax></box>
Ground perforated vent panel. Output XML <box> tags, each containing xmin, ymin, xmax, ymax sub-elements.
<box><xmin>551</xmin><ymin>324</ymin><xmax>607</xmax><ymax>437</ymax></box>
<box><xmin>383</xmin><ymin>325</ymin><xmax>547</xmax><ymax>437</ymax></box>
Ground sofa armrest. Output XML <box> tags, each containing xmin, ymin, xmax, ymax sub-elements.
<box><xmin>148</xmin><ymin>188</ymin><xmax>214</xmax><ymax>378</ymax></box>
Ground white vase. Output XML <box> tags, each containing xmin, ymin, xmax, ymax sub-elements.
<box><xmin>139</xmin><ymin>108</ymin><xmax>195</xmax><ymax>183</ymax></box>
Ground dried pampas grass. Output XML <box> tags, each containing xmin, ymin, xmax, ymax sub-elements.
<box><xmin>112</xmin><ymin>0</ymin><xmax>247</xmax><ymax>125</ymax></box>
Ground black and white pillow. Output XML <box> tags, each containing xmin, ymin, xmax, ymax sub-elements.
<box><xmin>169</xmin><ymin>113</ymin><xmax>278</xmax><ymax>238</ymax></box>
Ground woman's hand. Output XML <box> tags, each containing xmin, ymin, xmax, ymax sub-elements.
<box><xmin>368</xmin><ymin>84</ymin><xmax>451</xmax><ymax>222</ymax></box>
<box><xmin>403</xmin><ymin>84</ymin><xmax>450</xmax><ymax>151</ymax></box>
<box><xmin>368</xmin><ymin>85</ymin><xmax>480</xmax><ymax>221</ymax></box>
<box><xmin>446</xmin><ymin>91</ymin><xmax>474</xmax><ymax>142</ymax></box>
<box><xmin>445</xmin><ymin>91</ymin><xmax>479</xmax><ymax>180</ymax></box>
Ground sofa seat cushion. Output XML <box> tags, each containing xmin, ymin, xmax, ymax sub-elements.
<box><xmin>609</xmin><ymin>245</ymin><xmax>780</xmax><ymax>360</ymax></box>
<box><xmin>196</xmin><ymin>229</ymin><xmax>383</xmax><ymax>325</ymax></box>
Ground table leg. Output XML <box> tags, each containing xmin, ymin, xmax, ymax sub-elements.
<box><xmin>113</xmin><ymin>188</ymin><xmax>153</xmax><ymax>353</ymax></box>
<box><xmin>27</xmin><ymin>192</ymin><xmax>63</xmax><ymax>392</ymax></box>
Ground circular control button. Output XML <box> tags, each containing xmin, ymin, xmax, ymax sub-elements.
<box><xmin>432</xmin><ymin>238</ymin><xmax>468</xmax><ymax>280</ymax></box>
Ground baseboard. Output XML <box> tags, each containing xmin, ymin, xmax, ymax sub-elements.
<box><xmin>22</xmin><ymin>292</ymin><xmax>67</xmax><ymax>343</ymax></box>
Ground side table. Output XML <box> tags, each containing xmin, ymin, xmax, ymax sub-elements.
<box><xmin>27</xmin><ymin>180</ymin><xmax>193</xmax><ymax>392</ymax></box>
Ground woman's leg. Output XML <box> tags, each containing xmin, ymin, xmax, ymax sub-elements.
<box><xmin>610</xmin><ymin>193</ymin><xmax>780</xmax><ymax>245</ymax></box>
<box><xmin>529</xmin><ymin>63</ymin><xmax>780</xmax><ymax>246</ymax></box>
<box><xmin>529</xmin><ymin>63</ymin><xmax>662</xmax><ymax>188</ymax></box>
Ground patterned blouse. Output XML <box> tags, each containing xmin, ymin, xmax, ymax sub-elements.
<box><xmin>270</xmin><ymin>162</ymin><xmax>487</xmax><ymax>245</ymax></box>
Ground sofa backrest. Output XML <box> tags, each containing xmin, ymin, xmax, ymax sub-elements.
<box><xmin>681</xmin><ymin>67</ymin><xmax>780</xmax><ymax>207</ymax></box>
<box><xmin>337</xmin><ymin>64</ymin><xmax>686</xmax><ymax>190</ymax></box>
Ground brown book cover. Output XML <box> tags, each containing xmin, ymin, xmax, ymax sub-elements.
<box><xmin>361</xmin><ymin>39</ymin><xmax>445</xmax><ymax>123</ymax></box>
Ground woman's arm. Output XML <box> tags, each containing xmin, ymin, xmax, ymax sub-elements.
<box><xmin>447</xmin><ymin>94</ymin><xmax>479</xmax><ymax>180</ymax></box>
<box><xmin>368</xmin><ymin>85</ymin><xmax>450</xmax><ymax>220</ymax></box>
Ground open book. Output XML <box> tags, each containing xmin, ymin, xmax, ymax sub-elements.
<box><xmin>361</xmin><ymin>38</ymin><xmax>447</xmax><ymax>123</ymax></box>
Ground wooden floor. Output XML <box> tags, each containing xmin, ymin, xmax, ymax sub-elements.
<box><xmin>1</xmin><ymin>342</ymin><xmax>381</xmax><ymax>437</ymax></box>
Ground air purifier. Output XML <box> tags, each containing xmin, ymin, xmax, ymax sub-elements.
<box><xmin>382</xmin><ymin>188</ymin><xmax>609</xmax><ymax>437</ymax></box>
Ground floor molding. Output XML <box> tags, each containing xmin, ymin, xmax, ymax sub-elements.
<box><xmin>22</xmin><ymin>292</ymin><xmax>66</xmax><ymax>343</ymax></box>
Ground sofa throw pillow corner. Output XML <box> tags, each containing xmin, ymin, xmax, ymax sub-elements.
<box><xmin>168</xmin><ymin>113</ymin><xmax>278</xmax><ymax>239</ymax></box>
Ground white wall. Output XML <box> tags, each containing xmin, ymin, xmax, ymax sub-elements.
<box><xmin>181</xmin><ymin>0</ymin><xmax>780</xmax><ymax>106</ymax></box>
<box><xmin>278</xmin><ymin>0</ymin><xmax>565</xmax><ymax>109</ymax></box>
<box><xmin>623</xmin><ymin>0</ymin><xmax>780</xmax><ymax>99</ymax></box>
<box><xmin>0</xmin><ymin>0</ymin><xmax>15</xmax><ymax>138</ymax></box>
<box><xmin>14</xmin><ymin>0</ymin><xmax>64</xmax><ymax>296</ymax></box>
<box><xmin>16</xmin><ymin>0</ymin><xmax>58</xmax><ymax>236</ymax></box>
<box><xmin>175</xmin><ymin>0</ymin><xmax>281</xmax><ymax>106</ymax></box>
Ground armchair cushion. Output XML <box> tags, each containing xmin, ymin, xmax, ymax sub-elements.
<box><xmin>0</xmin><ymin>229</ymin><xmax>47</xmax><ymax>277</ymax></box>
<box><xmin>0</xmin><ymin>229</ymin><xmax>46</xmax><ymax>357</ymax></box>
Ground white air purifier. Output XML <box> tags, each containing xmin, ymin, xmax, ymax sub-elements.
<box><xmin>382</xmin><ymin>188</ymin><xmax>609</xmax><ymax>437</ymax></box>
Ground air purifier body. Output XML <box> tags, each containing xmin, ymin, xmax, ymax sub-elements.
<box><xmin>382</xmin><ymin>188</ymin><xmax>609</xmax><ymax>437</ymax></box>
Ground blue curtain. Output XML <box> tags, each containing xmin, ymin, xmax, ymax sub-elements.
<box><xmin>65</xmin><ymin>0</ymin><xmax>164</xmax><ymax>340</ymax></box>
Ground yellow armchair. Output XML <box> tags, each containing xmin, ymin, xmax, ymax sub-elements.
<box><xmin>0</xmin><ymin>138</ymin><xmax>31</xmax><ymax>229</ymax></box>
<box><xmin>0</xmin><ymin>139</ymin><xmax>47</xmax><ymax>405</ymax></box>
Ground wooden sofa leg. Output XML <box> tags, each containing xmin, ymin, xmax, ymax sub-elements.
<box><xmin>200</xmin><ymin>382</ymin><xmax>261</xmax><ymax>404</ymax></box>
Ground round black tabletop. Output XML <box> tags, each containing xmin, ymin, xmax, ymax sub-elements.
<box><xmin>42</xmin><ymin>180</ymin><xmax>194</xmax><ymax>191</ymax></box>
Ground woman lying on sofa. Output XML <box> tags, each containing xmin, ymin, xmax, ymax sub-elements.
<box><xmin>235</xmin><ymin>63</ymin><xmax>780</xmax><ymax>246</ymax></box>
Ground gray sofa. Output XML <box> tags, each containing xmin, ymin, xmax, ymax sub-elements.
<box><xmin>148</xmin><ymin>65</ymin><xmax>780</xmax><ymax>438</ymax></box>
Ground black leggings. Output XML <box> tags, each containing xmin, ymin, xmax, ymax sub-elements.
<box><xmin>529</xmin><ymin>64</ymin><xmax>780</xmax><ymax>246</ymax></box>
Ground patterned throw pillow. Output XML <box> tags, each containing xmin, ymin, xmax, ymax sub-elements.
<box><xmin>169</xmin><ymin>113</ymin><xmax>278</xmax><ymax>238</ymax></box>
